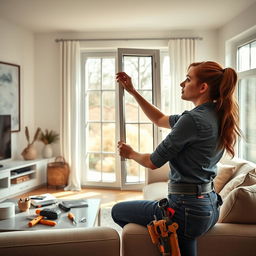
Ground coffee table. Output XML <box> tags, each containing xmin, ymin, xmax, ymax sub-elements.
<box><xmin>0</xmin><ymin>198</ymin><xmax>101</xmax><ymax>231</ymax></box>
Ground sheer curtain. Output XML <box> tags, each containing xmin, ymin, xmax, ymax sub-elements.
<box><xmin>168</xmin><ymin>39</ymin><xmax>197</xmax><ymax>114</ymax></box>
<box><xmin>60</xmin><ymin>41</ymin><xmax>81</xmax><ymax>191</ymax></box>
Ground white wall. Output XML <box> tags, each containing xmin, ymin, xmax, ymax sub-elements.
<box><xmin>0</xmin><ymin>18</ymin><xmax>35</xmax><ymax>160</ymax></box>
<box><xmin>218</xmin><ymin>1</ymin><xmax>256</xmax><ymax>66</ymax></box>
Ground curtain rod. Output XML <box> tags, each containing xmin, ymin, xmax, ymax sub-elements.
<box><xmin>55</xmin><ymin>36</ymin><xmax>203</xmax><ymax>42</ymax></box>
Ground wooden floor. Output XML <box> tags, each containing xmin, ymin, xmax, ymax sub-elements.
<box><xmin>18</xmin><ymin>186</ymin><xmax>143</xmax><ymax>208</ymax></box>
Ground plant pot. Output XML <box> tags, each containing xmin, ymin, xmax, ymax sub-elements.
<box><xmin>42</xmin><ymin>144</ymin><xmax>53</xmax><ymax>158</ymax></box>
<box><xmin>21</xmin><ymin>144</ymin><xmax>37</xmax><ymax>160</ymax></box>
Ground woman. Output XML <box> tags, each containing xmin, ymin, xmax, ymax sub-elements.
<box><xmin>111</xmin><ymin>61</ymin><xmax>241</xmax><ymax>256</ymax></box>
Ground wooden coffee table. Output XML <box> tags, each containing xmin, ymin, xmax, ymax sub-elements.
<box><xmin>0</xmin><ymin>198</ymin><xmax>101</xmax><ymax>231</ymax></box>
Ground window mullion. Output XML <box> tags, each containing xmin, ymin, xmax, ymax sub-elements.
<box><xmin>100</xmin><ymin>58</ymin><xmax>103</xmax><ymax>182</ymax></box>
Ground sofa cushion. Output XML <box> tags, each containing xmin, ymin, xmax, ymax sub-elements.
<box><xmin>143</xmin><ymin>182</ymin><xmax>168</xmax><ymax>200</ymax></box>
<box><xmin>220</xmin><ymin>170</ymin><xmax>256</xmax><ymax>199</ymax></box>
<box><xmin>220</xmin><ymin>157</ymin><xmax>256</xmax><ymax>178</ymax></box>
<box><xmin>214</xmin><ymin>163</ymin><xmax>236</xmax><ymax>193</ymax></box>
<box><xmin>218</xmin><ymin>184</ymin><xmax>256</xmax><ymax>224</ymax></box>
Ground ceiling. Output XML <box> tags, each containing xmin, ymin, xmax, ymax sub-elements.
<box><xmin>0</xmin><ymin>0</ymin><xmax>256</xmax><ymax>33</ymax></box>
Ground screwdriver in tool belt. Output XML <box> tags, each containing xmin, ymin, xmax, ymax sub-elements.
<box><xmin>68</xmin><ymin>212</ymin><xmax>77</xmax><ymax>224</ymax></box>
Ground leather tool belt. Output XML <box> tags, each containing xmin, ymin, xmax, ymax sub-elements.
<box><xmin>168</xmin><ymin>182</ymin><xmax>213</xmax><ymax>195</ymax></box>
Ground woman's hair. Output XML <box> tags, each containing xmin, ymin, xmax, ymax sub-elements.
<box><xmin>189</xmin><ymin>61</ymin><xmax>241</xmax><ymax>157</ymax></box>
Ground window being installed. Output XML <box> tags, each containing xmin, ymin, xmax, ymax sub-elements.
<box><xmin>237</xmin><ymin>39</ymin><xmax>256</xmax><ymax>162</ymax></box>
<box><xmin>81</xmin><ymin>49</ymin><xmax>168</xmax><ymax>189</ymax></box>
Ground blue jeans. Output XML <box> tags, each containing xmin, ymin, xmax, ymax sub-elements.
<box><xmin>111</xmin><ymin>191</ymin><xmax>221</xmax><ymax>256</ymax></box>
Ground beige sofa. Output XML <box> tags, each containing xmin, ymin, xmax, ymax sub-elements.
<box><xmin>122</xmin><ymin>157</ymin><xmax>256</xmax><ymax>256</ymax></box>
<box><xmin>0</xmin><ymin>226</ymin><xmax>120</xmax><ymax>256</ymax></box>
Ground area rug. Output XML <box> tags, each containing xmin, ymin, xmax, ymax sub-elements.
<box><xmin>100</xmin><ymin>206</ymin><xmax>122</xmax><ymax>234</ymax></box>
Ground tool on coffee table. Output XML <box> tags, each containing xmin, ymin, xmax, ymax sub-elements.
<box><xmin>28</xmin><ymin>208</ymin><xmax>60</xmax><ymax>227</ymax></box>
<box><xmin>68</xmin><ymin>212</ymin><xmax>77</xmax><ymax>225</ymax></box>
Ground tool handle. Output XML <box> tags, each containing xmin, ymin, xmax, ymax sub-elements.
<box><xmin>68</xmin><ymin>212</ymin><xmax>75</xmax><ymax>220</ymax></box>
<box><xmin>35</xmin><ymin>209</ymin><xmax>41</xmax><ymax>215</ymax></box>
<box><xmin>39</xmin><ymin>219</ymin><xmax>57</xmax><ymax>226</ymax></box>
<box><xmin>28</xmin><ymin>215</ymin><xmax>44</xmax><ymax>227</ymax></box>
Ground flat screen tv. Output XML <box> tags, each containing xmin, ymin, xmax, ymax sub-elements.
<box><xmin>0</xmin><ymin>115</ymin><xmax>11</xmax><ymax>167</ymax></box>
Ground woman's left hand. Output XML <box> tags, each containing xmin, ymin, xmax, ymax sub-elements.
<box><xmin>117</xmin><ymin>141</ymin><xmax>134</xmax><ymax>159</ymax></box>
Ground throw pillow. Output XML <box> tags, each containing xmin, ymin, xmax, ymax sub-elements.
<box><xmin>218</xmin><ymin>184</ymin><xmax>256</xmax><ymax>224</ymax></box>
<box><xmin>213</xmin><ymin>163</ymin><xmax>236</xmax><ymax>193</ymax></box>
<box><xmin>220</xmin><ymin>170</ymin><xmax>256</xmax><ymax>199</ymax></box>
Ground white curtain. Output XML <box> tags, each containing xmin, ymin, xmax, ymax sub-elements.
<box><xmin>60</xmin><ymin>41</ymin><xmax>81</xmax><ymax>191</ymax></box>
<box><xmin>168</xmin><ymin>39</ymin><xmax>197</xmax><ymax>114</ymax></box>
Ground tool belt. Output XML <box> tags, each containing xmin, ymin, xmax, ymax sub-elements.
<box><xmin>168</xmin><ymin>181</ymin><xmax>213</xmax><ymax>196</ymax></box>
<box><xmin>147</xmin><ymin>198</ymin><xmax>181</xmax><ymax>256</ymax></box>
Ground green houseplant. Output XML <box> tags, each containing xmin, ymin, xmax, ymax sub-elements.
<box><xmin>40</xmin><ymin>129</ymin><xmax>59</xmax><ymax>145</ymax></box>
<box><xmin>40</xmin><ymin>129</ymin><xmax>59</xmax><ymax>158</ymax></box>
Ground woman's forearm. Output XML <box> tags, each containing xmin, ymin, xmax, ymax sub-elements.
<box><xmin>131</xmin><ymin>90</ymin><xmax>170</xmax><ymax>128</ymax></box>
<box><xmin>129</xmin><ymin>151</ymin><xmax>157</xmax><ymax>169</ymax></box>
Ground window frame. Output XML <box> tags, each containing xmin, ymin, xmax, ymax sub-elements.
<box><xmin>81</xmin><ymin>51</ymin><xmax>120</xmax><ymax>188</ymax></box>
<box><xmin>234</xmin><ymin>37</ymin><xmax>256</xmax><ymax>160</ymax></box>
<box><xmin>80</xmin><ymin>48</ymin><xmax>168</xmax><ymax>189</ymax></box>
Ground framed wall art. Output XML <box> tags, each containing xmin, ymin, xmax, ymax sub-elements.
<box><xmin>0</xmin><ymin>61</ymin><xmax>20</xmax><ymax>132</ymax></box>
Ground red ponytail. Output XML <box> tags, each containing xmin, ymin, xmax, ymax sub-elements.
<box><xmin>189</xmin><ymin>61</ymin><xmax>241</xmax><ymax>157</ymax></box>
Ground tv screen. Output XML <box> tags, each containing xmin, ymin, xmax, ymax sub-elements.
<box><xmin>0</xmin><ymin>115</ymin><xmax>11</xmax><ymax>161</ymax></box>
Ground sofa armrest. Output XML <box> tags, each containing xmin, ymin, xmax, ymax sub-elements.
<box><xmin>198</xmin><ymin>223</ymin><xmax>256</xmax><ymax>256</ymax></box>
<box><xmin>0</xmin><ymin>227</ymin><xmax>120</xmax><ymax>256</ymax></box>
<box><xmin>146</xmin><ymin>162</ymin><xmax>169</xmax><ymax>185</ymax></box>
<box><xmin>122</xmin><ymin>223</ymin><xmax>256</xmax><ymax>256</ymax></box>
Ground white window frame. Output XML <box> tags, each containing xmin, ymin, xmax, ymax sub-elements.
<box><xmin>80</xmin><ymin>48</ymin><xmax>168</xmax><ymax>189</ymax></box>
<box><xmin>81</xmin><ymin>51</ymin><xmax>120</xmax><ymax>188</ymax></box>
<box><xmin>229</xmin><ymin>35</ymin><xmax>256</xmax><ymax>159</ymax></box>
<box><xmin>117</xmin><ymin>48</ymin><xmax>161</xmax><ymax>190</ymax></box>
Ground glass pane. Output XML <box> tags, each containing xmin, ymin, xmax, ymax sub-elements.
<box><xmin>102</xmin><ymin>123</ymin><xmax>115</xmax><ymax>152</ymax></box>
<box><xmin>102</xmin><ymin>58</ymin><xmax>115</xmax><ymax>89</ymax></box>
<box><xmin>125</xmin><ymin>91</ymin><xmax>138</xmax><ymax>122</ymax></box>
<box><xmin>139</xmin><ymin>57</ymin><xmax>152</xmax><ymax>89</ymax></box>
<box><xmin>238</xmin><ymin>44</ymin><xmax>250</xmax><ymax>72</ymax></box>
<box><xmin>126</xmin><ymin>124</ymin><xmax>138</xmax><ymax>151</ymax></box>
<box><xmin>126</xmin><ymin>159</ymin><xmax>139</xmax><ymax>183</ymax></box>
<box><xmin>87</xmin><ymin>123</ymin><xmax>101</xmax><ymax>151</ymax></box>
<box><xmin>251</xmin><ymin>41</ymin><xmax>256</xmax><ymax>69</ymax></box>
<box><xmin>239</xmin><ymin>77</ymin><xmax>256</xmax><ymax>162</ymax></box>
<box><xmin>102</xmin><ymin>154</ymin><xmax>116</xmax><ymax>182</ymax></box>
<box><xmin>87</xmin><ymin>91</ymin><xmax>101</xmax><ymax>121</ymax></box>
<box><xmin>87</xmin><ymin>153</ymin><xmax>101</xmax><ymax>181</ymax></box>
<box><xmin>140</xmin><ymin>124</ymin><xmax>153</xmax><ymax>153</ymax></box>
<box><xmin>102</xmin><ymin>91</ymin><xmax>115</xmax><ymax>121</ymax></box>
<box><xmin>139</xmin><ymin>91</ymin><xmax>152</xmax><ymax>122</ymax></box>
<box><xmin>86</xmin><ymin>58</ymin><xmax>101</xmax><ymax>89</ymax></box>
<box><xmin>123</xmin><ymin>56</ymin><xmax>139</xmax><ymax>89</ymax></box>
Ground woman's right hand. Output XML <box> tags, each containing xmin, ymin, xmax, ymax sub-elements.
<box><xmin>116</xmin><ymin>72</ymin><xmax>136</xmax><ymax>94</ymax></box>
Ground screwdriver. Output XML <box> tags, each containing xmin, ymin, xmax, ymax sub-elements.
<box><xmin>68</xmin><ymin>212</ymin><xmax>77</xmax><ymax>225</ymax></box>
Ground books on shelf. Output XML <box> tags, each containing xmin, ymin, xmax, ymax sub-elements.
<box><xmin>29</xmin><ymin>193</ymin><xmax>57</xmax><ymax>207</ymax></box>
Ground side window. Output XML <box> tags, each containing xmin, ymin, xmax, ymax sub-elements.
<box><xmin>237</xmin><ymin>40</ymin><xmax>256</xmax><ymax>161</ymax></box>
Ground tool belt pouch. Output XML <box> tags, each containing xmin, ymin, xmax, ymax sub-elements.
<box><xmin>40</xmin><ymin>208</ymin><xmax>61</xmax><ymax>220</ymax></box>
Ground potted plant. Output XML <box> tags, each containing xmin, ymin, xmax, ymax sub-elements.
<box><xmin>21</xmin><ymin>127</ymin><xmax>41</xmax><ymax>160</ymax></box>
<box><xmin>40</xmin><ymin>129</ymin><xmax>59</xmax><ymax>158</ymax></box>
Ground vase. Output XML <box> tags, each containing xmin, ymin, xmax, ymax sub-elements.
<box><xmin>21</xmin><ymin>144</ymin><xmax>37</xmax><ymax>160</ymax></box>
<box><xmin>42</xmin><ymin>144</ymin><xmax>53</xmax><ymax>158</ymax></box>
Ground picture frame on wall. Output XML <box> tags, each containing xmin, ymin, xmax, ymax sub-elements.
<box><xmin>0</xmin><ymin>61</ymin><xmax>20</xmax><ymax>132</ymax></box>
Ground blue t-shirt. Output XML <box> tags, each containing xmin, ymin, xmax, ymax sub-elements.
<box><xmin>150</xmin><ymin>102</ymin><xmax>224</xmax><ymax>184</ymax></box>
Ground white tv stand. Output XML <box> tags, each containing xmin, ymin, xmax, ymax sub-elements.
<box><xmin>0</xmin><ymin>158</ymin><xmax>53</xmax><ymax>201</ymax></box>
